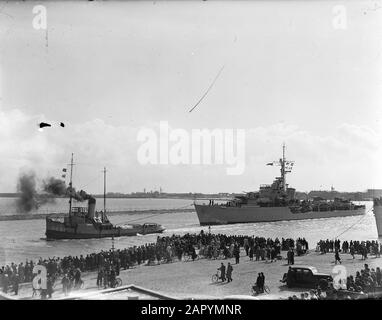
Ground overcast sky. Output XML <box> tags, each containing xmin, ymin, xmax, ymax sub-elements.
<box><xmin>0</xmin><ymin>1</ymin><xmax>381</xmax><ymax>194</ymax></box>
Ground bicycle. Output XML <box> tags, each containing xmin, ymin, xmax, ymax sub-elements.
<box><xmin>251</xmin><ymin>284</ymin><xmax>270</xmax><ymax>295</ymax></box>
<box><xmin>75</xmin><ymin>279</ymin><xmax>85</xmax><ymax>289</ymax></box>
<box><xmin>212</xmin><ymin>270</ymin><xmax>221</xmax><ymax>283</ymax></box>
<box><xmin>109</xmin><ymin>277</ymin><xmax>123</xmax><ymax>288</ymax></box>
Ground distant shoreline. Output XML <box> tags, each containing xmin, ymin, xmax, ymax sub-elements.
<box><xmin>0</xmin><ymin>190</ymin><xmax>377</xmax><ymax>201</ymax></box>
<box><xmin>0</xmin><ymin>194</ymin><xmax>223</xmax><ymax>200</ymax></box>
<box><xmin>0</xmin><ymin>208</ymin><xmax>196</xmax><ymax>221</ymax></box>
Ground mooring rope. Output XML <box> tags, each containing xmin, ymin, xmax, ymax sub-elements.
<box><xmin>334</xmin><ymin>206</ymin><xmax>373</xmax><ymax>239</ymax></box>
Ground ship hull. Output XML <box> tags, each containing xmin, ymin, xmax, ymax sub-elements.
<box><xmin>373</xmin><ymin>199</ymin><xmax>382</xmax><ymax>237</ymax></box>
<box><xmin>45</xmin><ymin>219</ymin><xmax>164</xmax><ymax>240</ymax></box>
<box><xmin>194</xmin><ymin>204</ymin><xmax>365</xmax><ymax>226</ymax></box>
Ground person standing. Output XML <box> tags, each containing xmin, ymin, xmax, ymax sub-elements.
<box><xmin>2</xmin><ymin>274</ymin><xmax>9</xmax><ymax>294</ymax></box>
<box><xmin>226</xmin><ymin>263</ymin><xmax>233</xmax><ymax>283</ymax></box>
<box><xmin>290</xmin><ymin>248</ymin><xmax>295</xmax><ymax>265</ymax></box>
<box><xmin>61</xmin><ymin>274</ymin><xmax>69</xmax><ymax>296</ymax></box>
<box><xmin>218</xmin><ymin>263</ymin><xmax>226</xmax><ymax>282</ymax></box>
<box><xmin>335</xmin><ymin>249</ymin><xmax>341</xmax><ymax>264</ymax></box>
<box><xmin>286</xmin><ymin>266</ymin><xmax>295</xmax><ymax>287</ymax></box>
<box><xmin>47</xmin><ymin>276</ymin><xmax>54</xmax><ymax>299</ymax></box>
<box><xmin>376</xmin><ymin>267</ymin><xmax>381</xmax><ymax>286</ymax></box>
<box><xmin>255</xmin><ymin>246</ymin><xmax>260</xmax><ymax>261</ymax></box>
<box><xmin>256</xmin><ymin>273</ymin><xmax>262</xmax><ymax>293</ymax></box>
<box><xmin>74</xmin><ymin>268</ymin><xmax>82</xmax><ymax>289</ymax></box>
<box><xmin>249</xmin><ymin>246</ymin><xmax>254</xmax><ymax>261</ymax></box>
<box><xmin>12</xmin><ymin>274</ymin><xmax>19</xmax><ymax>295</ymax></box>
<box><xmin>260</xmin><ymin>273</ymin><xmax>265</xmax><ymax>293</ymax></box>
<box><xmin>350</xmin><ymin>245</ymin><xmax>355</xmax><ymax>259</ymax></box>
<box><xmin>97</xmin><ymin>268</ymin><xmax>104</xmax><ymax>289</ymax></box>
<box><xmin>234</xmin><ymin>245</ymin><xmax>240</xmax><ymax>264</ymax></box>
<box><xmin>244</xmin><ymin>238</ymin><xmax>249</xmax><ymax>256</ymax></box>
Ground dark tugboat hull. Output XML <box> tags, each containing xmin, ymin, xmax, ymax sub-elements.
<box><xmin>45</xmin><ymin>218</ymin><xmax>165</xmax><ymax>240</ymax></box>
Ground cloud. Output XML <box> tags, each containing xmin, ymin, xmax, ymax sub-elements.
<box><xmin>243</xmin><ymin>123</ymin><xmax>382</xmax><ymax>191</ymax></box>
<box><xmin>0</xmin><ymin>107</ymin><xmax>139</xmax><ymax>193</ymax></box>
<box><xmin>1</xmin><ymin>106</ymin><xmax>381</xmax><ymax>193</ymax></box>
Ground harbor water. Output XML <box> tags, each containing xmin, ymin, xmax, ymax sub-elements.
<box><xmin>0</xmin><ymin>198</ymin><xmax>379</xmax><ymax>265</ymax></box>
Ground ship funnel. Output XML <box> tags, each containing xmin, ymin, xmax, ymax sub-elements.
<box><xmin>373</xmin><ymin>198</ymin><xmax>382</xmax><ymax>237</ymax></box>
<box><xmin>88</xmin><ymin>197</ymin><xmax>96</xmax><ymax>219</ymax></box>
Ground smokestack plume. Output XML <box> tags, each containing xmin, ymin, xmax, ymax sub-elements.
<box><xmin>67</xmin><ymin>186</ymin><xmax>95</xmax><ymax>202</ymax></box>
<box><xmin>16</xmin><ymin>171</ymin><xmax>39</xmax><ymax>212</ymax></box>
<box><xmin>16</xmin><ymin>170</ymin><xmax>94</xmax><ymax>213</ymax></box>
<box><xmin>42</xmin><ymin>177</ymin><xmax>67</xmax><ymax>196</ymax></box>
<box><xmin>16</xmin><ymin>171</ymin><xmax>70</xmax><ymax>213</ymax></box>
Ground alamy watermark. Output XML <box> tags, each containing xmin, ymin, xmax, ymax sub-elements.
<box><xmin>332</xmin><ymin>5</ymin><xmax>347</xmax><ymax>30</ymax></box>
<box><xmin>137</xmin><ymin>121</ymin><xmax>246</xmax><ymax>175</ymax></box>
<box><xmin>32</xmin><ymin>5</ymin><xmax>47</xmax><ymax>30</ymax></box>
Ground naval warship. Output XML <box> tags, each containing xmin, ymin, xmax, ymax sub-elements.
<box><xmin>373</xmin><ymin>198</ymin><xmax>382</xmax><ymax>237</ymax></box>
<box><xmin>194</xmin><ymin>145</ymin><xmax>366</xmax><ymax>226</ymax></box>
<box><xmin>46</xmin><ymin>154</ymin><xmax>165</xmax><ymax>240</ymax></box>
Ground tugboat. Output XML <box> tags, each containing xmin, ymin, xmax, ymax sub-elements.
<box><xmin>194</xmin><ymin>144</ymin><xmax>366</xmax><ymax>226</ymax></box>
<box><xmin>45</xmin><ymin>154</ymin><xmax>165</xmax><ymax>240</ymax></box>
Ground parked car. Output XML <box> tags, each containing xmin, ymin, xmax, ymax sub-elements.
<box><xmin>281</xmin><ymin>265</ymin><xmax>333</xmax><ymax>289</ymax></box>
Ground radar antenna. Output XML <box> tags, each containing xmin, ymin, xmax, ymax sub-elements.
<box><xmin>266</xmin><ymin>143</ymin><xmax>294</xmax><ymax>192</ymax></box>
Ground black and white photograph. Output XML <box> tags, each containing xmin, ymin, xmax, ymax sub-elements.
<box><xmin>0</xmin><ymin>0</ymin><xmax>382</xmax><ymax>307</ymax></box>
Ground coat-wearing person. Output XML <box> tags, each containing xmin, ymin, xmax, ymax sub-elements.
<box><xmin>61</xmin><ymin>274</ymin><xmax>69</xmax><ymax>296</ymax></box>
<box><xmin>335</xmin><ymin>249</ymin><xmax>341</xmax><ymax>264</ymax></box>
<box><xmin>12</xmin><ymin>274</ymin><xmax>19</xmax><ymax>295</ymax></box>
<box><xmin>249</xmin><ymin>246</ymin><xmax>254</xmax><ymax>261</ymax></box>
<box><xmin>2</xmin><ymin>274</ymin><xmax>9</xmax><ymax>294</ymax></box>
<box><xmin>260</xmin><ymin>273</ymin><xmax>265</xmax><ymax>292</ymax></box>
<box><xmin>233</xmin><ymin>245</ymin><xmax>240</xmax><ymax>264</ymax></box>
<box><xmin>350</xmin><ymin>245</ymin><xmax>355</xmax><ymax>259</ymax></box>
<box><xmin>256</xmin><ymin>273</ymin><xmax>262</xmax><ymax>293</ymax></box>
<box><xmin>97</xmin><ymin>268</ymin><xmax>104</xmax><ymax>288</ymax></box>
<box><xmin>218</xmin><ymin>263</ymin><xmax>226</xmax><ymax>282</ymax></box>
<box><xmin>47</xmin><ymin>276</ymin><xmax>54</xmax><ymax>299</ymax></box>
<box><xmin>226</xmin><ymin>263</ymin><xmax>233</xmax><ymax>282</ymax></box>
<box><xmin>287</xmin><ymin>248</ymin><xmax>295</xmax><ymax>265</ymax></box>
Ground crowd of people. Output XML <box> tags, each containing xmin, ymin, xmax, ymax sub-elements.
<box><xmin>3</xmin><ymin>231</ymin><xmax>382</xmax><ymax>300</ymax></box>
<box><xmin>345</xmin><ymin>264</ymin><xmax>382</xmax><ymax>293</ymax></box>
<box><xmin>317</xmin><ymin>239</ymin><xmax>381</xmax><ymax>259</ymax></box>
<box><xmin>288</xmin><ymin>263</ymin><xmax>382</xmax><ymax>300</ymax></box>
<box><xmin>0</xmin><ymin>231</ymin><xmax>309</xmax><ymax>298</ymax></box>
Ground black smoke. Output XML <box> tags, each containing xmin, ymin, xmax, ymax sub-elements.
<box><xmin>67</xmin><ymin>187</ymin><xmax>94</xmax><ymax>202</ymax></box>
<box><xmin>42</xmin><ymin>177</ymin><xmax>67</xmax><ymax>196</ymax></box>
<box><xmin>16</xmin><ymin>171</ymin><xmax>39</xmax><ymax>212</ymax></box>
<box><xmin>16</xmin><ymin>170</ymin><xmax>93</xmax><ymax>213</ymax></box>
<box><xmin>16</xmin><ymin>171</ymin><xmax>70</xmax><ymax>213</ymax></box>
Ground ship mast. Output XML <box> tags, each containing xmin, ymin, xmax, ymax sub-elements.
<box><xmin>69</xmin><ymin>153</ymin><xmax>74</xmax><ymax>215</ymax></box>
<box><xmin>267</xmin><ymin>143</ymin><xmax>294</xmax><ymax>193</ymax></box>
<box><xmin>103</xmin><ymin>167</ymin><xmax>107</xmax><ymax>214</ymax></box>
<box><xmin>281</xmin><ymin>143</ymin><xmax>286</xmax><ymax>192</ymax></box>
